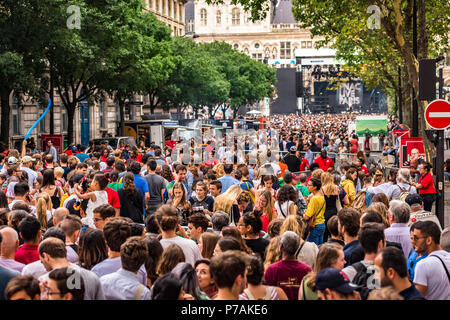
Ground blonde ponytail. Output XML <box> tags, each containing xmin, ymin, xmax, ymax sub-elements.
<box><xmin>36</xmin><ymin>193</ymin><xmax>50</xmax><ymax>230</ymax></box>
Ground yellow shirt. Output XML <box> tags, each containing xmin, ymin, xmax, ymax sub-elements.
<box><xmin>304</xmin><ymin>195</ymin><xmax>325</xmax><ymax>225</ymax></box>
<box><xmin>341</xmin><ymin>179</ymin><xmax>356</xmax><ymax>207</ymax></box>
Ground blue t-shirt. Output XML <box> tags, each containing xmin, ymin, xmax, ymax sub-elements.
<box><xmin>133</xmin><ymin>174</ymin><xmax>149</xmax><ymax>204</ymax></box>
<box><xmin>407</xmin><ymin>251</ymin><xmax>428</xmax><ymax>282</ymax></box>
<box><xmin>76</xmin><ymin>153</ymin><xmax>90</xmax><ymax>163</ymax></box>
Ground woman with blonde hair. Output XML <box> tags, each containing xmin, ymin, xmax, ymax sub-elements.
<box><xmin>321</xmin><ymin>172</ymin><xmax>340</xmax><ymax>242</ymax></box>
<box><xmin>280</xmin><ymin>215</ymin><xmax>318</xmax><ymax>268</ymax></box>
<box><xmin>35</xmin><ymin>192</ymin><xmax>53</xmax><ymax>231</ymax></box>
<box><xmin>253</xmin><ymin>190</ymin><xmax>277</xmax><ymax>233</ymax></box>
<box><xmin>213</xmin><ymin>185</ymin><xmax>242</xmax><ymax>226</ymax></box>
<box><xmin>212</xmin><ymin>163</ymin><xmax>225</xmax><ymax>179</ymax></box>
<box><xmin>54</xmin><ymin>167</ymin><xmax>66</xmax><ymax>190</ymax></box>
<box><xmin>299</xmin><ymin>243</ymin><xmax>345</xmax><ymax>300</ymax></box>
<box><xmin>264</xmin><ymin>236</ymin><xmax>281</xmax><ymax>270</ymax></box>
<box><xmin>367</xmin><ymin>202</ymin><xmax>390</xmax><ymax>227</ymax></box>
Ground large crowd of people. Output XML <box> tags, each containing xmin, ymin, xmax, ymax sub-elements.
<box><xmin>0</xmin><ymin>113</ymin><xmax>448</xmax><ymax>301</ymax></box>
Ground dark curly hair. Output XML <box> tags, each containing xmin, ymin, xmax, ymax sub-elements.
<box><xmin>276</xmin><ymin>185</ymin><xmax>298</xmax><ymax>205</ymax></box>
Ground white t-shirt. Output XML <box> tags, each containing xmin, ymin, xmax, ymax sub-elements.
<box><xmin>414</xmin><ymin>250</ymin><xmax>450</xmax><ymax>300</ymax></box>
<box><xmin>274</xmin><ymin>201</ymin><xmax>294</xmax><ymax>219</ymax></box>
<box><xmin>21</xmin><ymin>167</ymin><xmax>37</xmax><ymax>189</ymax></box>
<box><xmin>160</xmin><ymin>236</ymin><xmax>202</xmax><ymax>266</ymax></box>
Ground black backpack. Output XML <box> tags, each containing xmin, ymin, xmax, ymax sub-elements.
<box><xmin>351</xmin><ymin>262</ymin><xmax>378</xmax><ymax>300</ymax></box>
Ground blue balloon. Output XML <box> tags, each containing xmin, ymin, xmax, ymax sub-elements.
<box><xmin>24</xmin><ymin>99</ymin><xmax>52</xmax><ymax>141</ymax></box>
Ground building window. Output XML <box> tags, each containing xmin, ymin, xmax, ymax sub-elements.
<box><xmin>307</xmin><ymin>41</ymin><xmax>312</xmax><ymax>48</ymax></box>
<box><xmin>174</xmin><ymin>2</ymin><xmax>176</xmax><ymax>19</ymax></box>
<box><xmin>179</xmin><ymin>4</ymin><xmax>183</xmax><ymax>21</ymax></box>
<box><xmin>162</xmin><ymin>0</ymin><xmax>165</xmax><ymax>15</ymax></box>
<box><xmin>280</xmin><ymin>42</ymin><xmax>291</xmax><ymax>59</ymax></box>
<box><xmin>233</xmin><ymin>43</ymin><xmax>239</xmax><ymax>50</ymax></box>
<box><xmin>301</xmin><ymin>41</ymin><xmax>306</xmax><ymax>48</ymax></box>
<box><xmin>188</xmin><ymin>19</ymin><xmax>194</xmax><ymax>33</ymax></box>
<box><xmin>254</xmin><ymin>43</ymin><xmax>260</xmax><ymax>49</ymax></box>
<box><xmin>252</xmin><ymin>53</ymin><xmax>263</xmax><ymax>62</ymax></box>
<box><xmin>216</xmin><ymin>10</ymin><xmax>221</xmax><ymax>25</ymax></box>
<box><xmin>156</xmin><ymin>0</ymin><xmax>159</xmax><ymax>12</ymax></box>
<box><xmin>168</xmin><ymin>1</ymin><xmax>171</xmax><ymax>17</ymax></box>
<box><xmin>232</xmin><ymin>8</ymin><xmax>240</xmax><ymax>25</ymax></box>
<box><xmin>99</xmin><ymin>100</ymin><xmax>105</xmax><ymax>128</ymax></box>
<box><xmin>149</xmin><ymin>0</ymin><xmax>152</xmax><ymax>10</ymax></box>
<box><xmin>200</xmin><ymin>9</ymin><xmax>207</xmax><ymax>26</ymax></box>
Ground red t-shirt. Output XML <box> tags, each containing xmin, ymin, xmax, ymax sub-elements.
<box><xmin>418</xmin><ymin>173</ymin><xmax>436</xmax><ymax>194</ymax></box>
<box><xmin>360</xmin><ymin>165</ymin><xmax>369</xmax><ymax>175</ymax></box>
<box><xmin>205</xmin><ymin>158</ymin><xmax>218</xmax><ymax>167</ymax></box>
<box><xmin>264</xmin><ymin>259</ymin><xmax>312</xmax><ymax>300</ymax></box>
<box><xmin>314</xmin><ymin>156</ymin><xmax>334</xmax><ymax>171</ymax></box>
<box><xmin>105</xmin><ymin>187</ymin><xmax>121</xmax><ymax>208</ymax></box>
<box><xmin>350</xmin><ymin>139</ymin><xmax>359</xmax><ymax>153</ymax></box>
<box><xmin>14</xmin><ymin>244</ymin><xmax>40</xmax><ymax>265</ymax></box>
<box><xmin>300</xmin><ymin>158</ymin><xmax>309</xmax><ymax>171</ymax></box>
<box><xmin>100</xmin><ymin>155</ymin><xmax>108</xmax><ymax>163</ymax></box>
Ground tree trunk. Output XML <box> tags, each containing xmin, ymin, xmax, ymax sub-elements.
<box><xmin>0</xmin><ymin>89</ymin><xmax>11</xmax><ymax>145</ymax></box>
<box><xmin>66</xmin><ymin>102</ymin><xmax>76</xmax><ymax>145</ymax></box>
<box><xmin>119</xmin><ymin>99</ymin><xmax>125</xmax><ymax>136</ymax></box>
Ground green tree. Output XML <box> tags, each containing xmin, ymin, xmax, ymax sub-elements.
<box><xmin>202</xmin><ymin>41</ymin><xmax>276</xmax><ymax>119</ymax></box>
<box><xmin>0</xmin><ymin>1</ymin><xmax>48</xmax><ymax>145</ymax></box>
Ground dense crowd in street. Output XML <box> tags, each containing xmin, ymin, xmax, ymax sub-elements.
<box><xmin>0</xmin><ymin>113</ymin><xmax>449</xmax><ymax>301</ymax></box>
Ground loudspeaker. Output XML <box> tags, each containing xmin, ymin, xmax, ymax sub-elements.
<box><xmin>295</xmin><ymin>71</ymin><xmax>303</xmax><ymax>97</ymax></box>
<box><xmin>419</xmin><ymin>59</ymin><xmax>436</xmax><ymax>101</ymax></box>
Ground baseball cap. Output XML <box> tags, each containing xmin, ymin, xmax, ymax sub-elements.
<box><xmin>315</xmin><ymin>268</ymin><xmax>362</xmax><ymax>294</ymax></box>
<box><xmin>405</xmin><ymin>193</ymin><xmax>423</xmax><ymax>206</ymax></box>
<box><xmin>7</xmin><ymin>157</ymin><xmax>18</xmax><ymax>165</ymax></box>
<box><xmin>290</xmin><ymin>146</ymin><xmax>297</xmax><ymax>152</ymax></box>
<box><xmin>21</xmin><ymin>156</ymin><xmax>36</xmax><ymax>163</ymax></box>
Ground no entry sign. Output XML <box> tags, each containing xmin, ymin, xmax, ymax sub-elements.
<box><xmin>425</xmin><ymin>99</ymin><xmax>450</xmax><ymax>130</ymax></box>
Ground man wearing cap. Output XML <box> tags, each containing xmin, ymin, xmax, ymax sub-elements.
<box><xmin>315</xmin><ymin>268</ymin><xmax>361</xmax><ymax>300</ymax></box>
<box><xmin>0</xmin><ymin>156</ymin><xmax>18</xmax><ymax>175</ymax></box>
<box><xmin>20</xmin><ymin>156</ymin><xmax>37</xmax><ymax>189</ymax></box>
<box><xmin>283</xmin><ymin>146</ymin><xmax>302</xmax><ymax>174</ymax></box>
<box><xmin>405</xmin><ymin>194</ymin><xmax>442</xmax><ymax>231</ymax></box>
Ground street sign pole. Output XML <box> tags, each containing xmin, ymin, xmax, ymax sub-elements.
<box><xmin>436</xmin><ymin>68</ymin><xmax>445</xmax><ymax>228</ymax></box>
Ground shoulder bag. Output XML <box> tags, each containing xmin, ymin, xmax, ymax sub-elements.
<box><xmin>305</xmin><ymin>197</ymin><xmax>325</xmax><ymax>229</ymax></box>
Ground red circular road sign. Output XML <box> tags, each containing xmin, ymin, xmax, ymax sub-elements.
<box><xmin>425</xmin><ymin>99</ymin><xmax>450</xmax><ymax>130</ymax></box>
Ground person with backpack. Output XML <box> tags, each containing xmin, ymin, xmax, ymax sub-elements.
<box><xmin>340</xmin><ymin>167</ymin><xmax>357</xmax><ymax>207</ymax></box>
<box><xmin>389</xmin><ymin>169</ymin><xmax>417</xmax><ymax>201</ymax></box>
<box><xmin>341</xmin><ymin>223</ymin><xmax>386</xmax><ymax>300</ymax></box>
